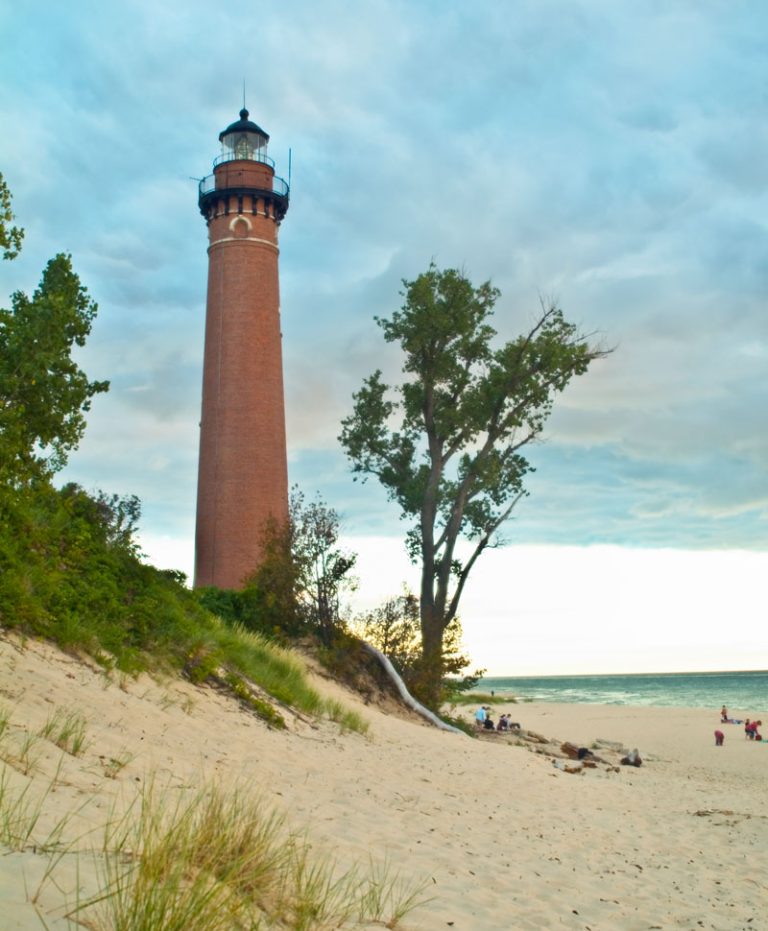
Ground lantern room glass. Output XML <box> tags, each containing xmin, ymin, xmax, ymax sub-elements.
<box><xmin>221</xmin><ymin>129</ymin><xmax>268</xmax><ymax>162</ymax></box>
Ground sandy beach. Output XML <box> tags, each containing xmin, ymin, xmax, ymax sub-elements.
<box><xmin>1</xmin><ymin>634</ymin><xmax>766</xmax><ymax>930</ymax></box>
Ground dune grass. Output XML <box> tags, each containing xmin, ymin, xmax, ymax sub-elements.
<box><xmin>448</xmin><ymin>691</ymin><xmax>511</xmax><ymax>705</ymax></box>
<box><xmin>0</xmin><ymin>704</ymin><xmax>11</xmax><ymax>740</ymax></box>
<box><xmin>0</xmin><ymin>722</ymin><xmax>43</xmax><ymax>777</ymax></box>
<box><xmin>0</xmin><ymin>763</ymin><xmax>72</xmax><ymax>853</ymax></box>
<box><xmin>38</xmin><ymin>707</ymin><xmax>89</xmax><ymax>756</ymax></box>
<box><xmin>0</xmin><ymin>762</ymin><xmax>429</xmax><ymax>929</ymax></box>
<box><xmin>62</xmin><ymin>779</ymin><xmax>427</xmax><ymax>931</ymax></box>
<box><xmin>188</xmin><ymin>620</ymin><xmax>369</xmax><ymax>735</ymax></box>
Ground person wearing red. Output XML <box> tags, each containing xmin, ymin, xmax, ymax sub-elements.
<box><xmin>745</xmin><ymin>720</ymin><xmax>762</xmax><ymax>740</ymax></box>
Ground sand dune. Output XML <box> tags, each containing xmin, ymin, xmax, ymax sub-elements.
<box><xmin>1</xmin><ymin>634</ymin><xmax>765</xmax><ymax>930</ymax></box>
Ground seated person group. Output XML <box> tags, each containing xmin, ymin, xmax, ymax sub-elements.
<box><xmin>475</xmin><ymin>707</ymin><xmax>520</xmax><ymax>732</ymax></box>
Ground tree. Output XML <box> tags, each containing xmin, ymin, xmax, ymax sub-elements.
<box><xmin>356</xmin><ymin>589</ymin><xmax>482</xmax><ymax>700</ymax></box>
<box><xmin>340</xmin><ymin>264</ymin><xmax>608</xmax><ymax>706</ymax></box>
<box><xmin>290</xmin><ymin>488</ymin><xmax>357</xmax><ymax>643</ymax></box>
<box><xmin>0</xmin><ymin>232</ymin><xmax>109</xmax><ymax>485</ymax></box>
<box><xmin>0</xmin><ymin>172</ymin><xmax>24</xmax><ymax>260</ymax></box>
<box><xmin>234</xmin><ymin>487</ymin><xmax>357</xmax><ymax>642</ymax></box>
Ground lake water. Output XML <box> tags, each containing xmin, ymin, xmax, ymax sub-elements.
<box><xmin>479</xmin><ymin>670</ymin><xmax>768</xmax><ymax>710</ymax></box>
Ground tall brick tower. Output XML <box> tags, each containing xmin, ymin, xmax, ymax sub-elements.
<box><xmin>194</xmin><ymin>109</ymin><xmax>290</xmax><ymax>589</ymax></box>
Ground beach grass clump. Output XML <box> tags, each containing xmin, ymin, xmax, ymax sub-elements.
<box><xmin>223</xmin><ymin>671</ymin><xmax>287</xmax><ymax>730</ymax></box>
<box><xmin>448</xmin><ymin>691</ymin><xmax>510</xmax><ymax>705</ymax></box>
<box><xmin>322</xmin><ymin>700</ymin><xmax>369</xmax><ymax>736</ymax></box>
<box><xmin>0</xmin><ymin>728</ymin><xmax>43</xmax><ymax>776</ymax></box>
<box><xmin>0</xmin><ymin>766</ymin><xmax>44</xmax><ymax>850</ymax></box>
<box><xmin>0</xmin><ymin>764</ymin><xmax>71</xmax><ymax>852</ymax></box>
<box><xmin>205</xmin><ymin>622</ymin><xmax>368</xmax><ymax>735</ymax></box>
<box><xmin>0</xmin><ymin>704</ymin><xmax>11</xmax><ymax>740</ymax></box>
<box><xmin>437</xmin><ymin>712</ymin><xmax>476</xmax><ymax>736</ymax></box>
<box><xmin>83</xmin><ymin>781</ymin><xmax>428</xmax><ymax>931</ymax></box>
<box><xmin>101</xmin><ymin>749</ymin><xmax>134</xmax><ymax>779</ymax></box>
<box><xmin>357</xmin><ymin>855</ymin><xmax>435</xmax><ymax>929</ymax></box>
<box><xmin>207</xmin><ymin>622</ymin><xmax>322</xmax><ymax>711</ymax></box>
<box><xmin>38</xmin><ymin>707</ymin><xmax>89</xmax><ymax>756</ymax></box>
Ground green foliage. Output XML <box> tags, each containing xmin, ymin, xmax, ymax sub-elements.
<box><xmin>447</xmin><ymin>690</ymin><xmax>509</xmax><ymax>705</ymax></box>
<box><xmin>0</xmin><ymin>480</ymin><xmax>367</xmax><ymax>733</ymax></box>
<box><xmin>0</xmin><ymin>171</ymin><xmax>24</xmax><ymax>260</ymax></box>
<box><xmin>1</xmin><ymin>171</ymin><xmax>107</xmax><ymax>488</ymax></box>
<box><xmin>0</xmin><ymin>481</ymin><xmax>208</xmax><ymax>670</ymax></box>
<box><xmin>355</xmin><ymin>590</ymin><xmax>484</xmax><ymax>706</ymax></box>
<box><xmin>184</xmin><ymin>641</ymin><xmax>224</xmax><ymax>684</ymax></box>
<box><xmin>204</xmin><ymin>486</ymin><xmax>357</xmax><ymax>645</ymax></box>
<box><xmin>289</xmin><ymin>487</ymin><xmax>357</xmax><ymax>644</ymax></box>
<box><xmin>356</xmin><ymin>591</ymin><xmax>421</xmax><ymax>676</ymax></box>
<box><xmin>340</xmin><ymin>264</ymin><xmax>608</xmax><ymax>706</ymax></box>
<box><xmin>0</xmin><ymin>254</ymin><xmax>109</xmax><ymax>485</ymax></box>
<box><xmin>244</xmin><ymin>511</ymin><xmax>306</xmax><ymax>637</ymax></box>
<box><xmin>223</xmin><ymin>671</ymin><xmax>287</xmax><ymax>729</ymax></box>
<box><xmin>435</xmin><ymin>712</ymin><xmax>477</xmax><ymax>736</ymax></box>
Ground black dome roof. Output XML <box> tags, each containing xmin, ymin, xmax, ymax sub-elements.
<box><xmin>219</xmin><ymin>108</ymin><xmax>269</xmax><ymax>142</ymax></box>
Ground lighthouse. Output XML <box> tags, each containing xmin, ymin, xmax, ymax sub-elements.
<box><xmin>194</xmin><ymin>109</ymin><xmax>290</xmax><ymax>589</ymax></box>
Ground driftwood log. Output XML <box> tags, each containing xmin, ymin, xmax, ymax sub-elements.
<box><xmin>360</xmin><ymin>642</ymin><xmax>466</xmax><ymax>736</ymax></box>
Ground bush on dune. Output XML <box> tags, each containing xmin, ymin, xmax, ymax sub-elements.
<box><xmin>0</xmin><ymin>482</ymin><xmax>366</xmax><ymax>733</ymax></box>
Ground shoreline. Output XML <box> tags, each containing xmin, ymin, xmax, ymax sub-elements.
<box><xmin>2</xmin><ymin>637</ymin><xmax>766</xmax><ymax>930</ymax></box>
<box><xmin>472</xmin><ymin>668</ymin><xmax>768</xmax><ymax>712</ymax></box>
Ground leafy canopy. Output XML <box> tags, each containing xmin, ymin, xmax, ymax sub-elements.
<box><xmin>0</xmin><ymin>181</ymin><xmax>108</xmax><ymax>484</ymax></box>
<box><xmin>355</xmin><ymin>590</ymin><xmax>483</xmax><ymax>699</ymax></box>
<box><xmin>202</xmin><ymin>487</ymin><xmax>357</xmax><ymax>645</ymax></box>
<box><xmin>340</xmin><ymin>264</ymin><xmax>607</xmax><ymax>704</ymax></box>
<box><xmin>0</xmin><ymin>172</ymin><xmax>24</xmax><ymax>260</ymax></box>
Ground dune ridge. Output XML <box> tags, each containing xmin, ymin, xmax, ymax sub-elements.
<box><xmin>1</xmin><ymin>634</ymin><xmax>765</xmax><ymax>930</ymax></box>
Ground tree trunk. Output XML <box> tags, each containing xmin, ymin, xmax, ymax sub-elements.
<box><xmin>418</xmin><ymin>606</ymin><xmax>445</xmax><ymax>709</ymax></box>
<box><xmin>360</xmin><ymin>642</ymin><xmax>465</xmax><ymax>736</ymax></box>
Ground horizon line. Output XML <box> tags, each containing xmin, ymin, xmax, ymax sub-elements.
<box><xmin>481</xmin><ymin>668</ymin><xmax>768</xmax><ymax>679</ymax></box>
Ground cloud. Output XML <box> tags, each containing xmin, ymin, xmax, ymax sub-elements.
<box><xmin>1</xmin><ymin>0</ymin><xmax>765</xmax><ymax>564</ymax></box>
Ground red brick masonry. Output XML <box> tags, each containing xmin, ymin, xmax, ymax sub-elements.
<box><xmin>194</xmin><ymin>159</ymin><xmax>288</xmax><ymax>589</ymax></box>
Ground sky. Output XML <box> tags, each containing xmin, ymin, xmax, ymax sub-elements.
<box><xmin>1</xmin><ymin>1</ymin><xmax>766</xmax><ymax>675</ymax></box>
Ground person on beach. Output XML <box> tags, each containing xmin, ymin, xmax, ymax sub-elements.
<box><xmin>620</xmin><ymin>748</ymin><xmax>642</xmax><ymax>767</ymax></box>
<box><xmin>483</xmin><ymin>714</ymin><xmax>495</xmax><ymax>731</ymax></box>
<box><xmin>744</xmin><ymin>719</ymin><xmax>751</xmax><ymax>738</ymax></box>
<box><xmin>475</xmin><ymin>706</ymin><xmax>487</xmax><ymax>728</ymax></box>
<box><xmin>746</xmin><ymin>720</ymin><xmax>762</xmax><ymax>740</ymax></box>
<box><xmin>497</xmin><ymin>714</ymin><xmax>509</xmax><ymax>732</ymax></box>
<box><xmin>714</xmin><ymin>730</ymin><xmax>724</xmax><ymax>746</ymax></box>
<box><xmin>721</xmin><ymin>705</ymin><xmax>728</xmax><ymax>723</ymax></box>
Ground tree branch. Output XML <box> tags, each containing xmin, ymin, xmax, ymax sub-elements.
<box><xmin>445</xmin><ymin>489</ymin><xmax>526</xmax><ymax>624</ymax></box>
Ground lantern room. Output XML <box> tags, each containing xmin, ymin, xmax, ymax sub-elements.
<box><xmin>217</xmin><ymin>108</ymin><xmax>271</xmax><ymax>165</ymax></box>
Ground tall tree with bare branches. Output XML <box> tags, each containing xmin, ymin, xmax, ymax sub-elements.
<box><xmin>340</xmin><ymin>264</ymin><xmax>608</xmax><ymax>706</ymax></box>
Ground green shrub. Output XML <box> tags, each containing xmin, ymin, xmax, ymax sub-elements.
<box><xmin>0</xmin><ymin>482</ymin><xmax>367</xmax><ymax>734</ymax></box>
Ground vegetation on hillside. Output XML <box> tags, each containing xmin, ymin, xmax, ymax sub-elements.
<box><xmin>354</xmin><ymin>589</ymin><xmax>483</xmax><ymax>703</ymax></box>
<box><xmin>0</xmin><ymin>172</ymin><xmax>365</xmax><ymax>734</ymax></box>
